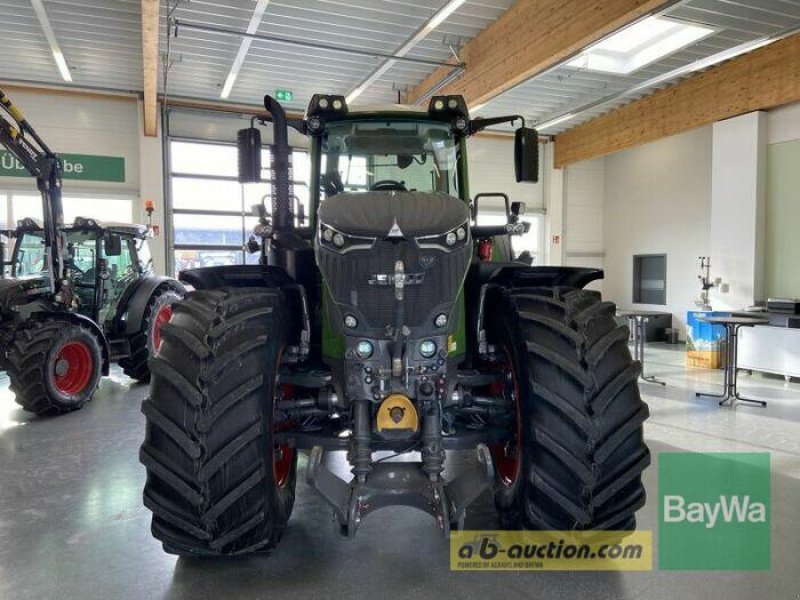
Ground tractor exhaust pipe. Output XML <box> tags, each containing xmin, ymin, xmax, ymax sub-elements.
<box><xmin>236</xmin><ymin>95</ymin><xmax>294</xmax><ymax>232</ymax></box>
<box><xmin>264</xmin><ymin>95</ymin><xmax>294</xmax><ymax>232</ymax></box>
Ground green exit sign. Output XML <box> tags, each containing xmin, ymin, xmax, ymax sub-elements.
<box><xmin>275</xmin><ymin>89</ymin><xmax>293</xmax><ymax>102</ymax></box>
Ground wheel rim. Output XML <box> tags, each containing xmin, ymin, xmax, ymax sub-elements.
<box><xmin>273</xmin><ymin>429</ymin><xmax>294</xmax><ymax>489</ymax></box>
<box><xmin>152</xmin><ymin>305</ymin><xmax>173</xmax><ymax>352</ymax></box>
<box><xmin>489</xmin><ymin>347</ymin><xmax>521</xmax><ymax>487</ymax></box>
<box><xmin>53</xmin><ymin>341</ymin><xmax>93</xmax><ymax>395</ymax></box>
<box><xmin>273</xmin><ymin>354</ymin><xmax>294</xmax><ymax>489</ymax></box>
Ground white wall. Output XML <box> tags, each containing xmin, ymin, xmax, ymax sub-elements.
<box><xmin>767</xmin><ymin>103</ymin><xmax>800</xmax><ymax>144</ymax></box>
<box><xmin>466</xmin><ymin>135</ymin><xmax>546</xmax><ymax>261</ymax></box>
<box><xmin>0</xmin><ymin>89</ymin><xmax>140</xmax><ymax>195</ymax></box>
<box><xmin>543</xmin><ymin>142</ymin><xmax>564</xmax><ymax>265</ymax></box>
<box><xmin>709</xmin><ymin>112</ymin><xmax>767</xmax><ymax>310</ymax></box>
<box><xmin>168</xmin><ymin>108</ymin><xmax>309</xmax><ymax>149</ymax></box>
<box><xmin>137</xmin><ymin>101</ymin><xmax>167</xmax><ymax>274</ymax></box>
<box><xmin>563</xmin><ymin>156</ymin><xmax>606</xmax><ymax>291</ymax></box>
<box><xmin>602</xmin><ymin>126</ymin><xmax>713</xmax><ymax>334</ymax></box>
<box><xmin>467</xmin><ymin>135</ymin><xmax>544</xmax><ymax>210</ymax></box>
<box><xmin>564</xmin><ymin>102</ymin><xmax>800</xmax><ymax>337</ymax></box>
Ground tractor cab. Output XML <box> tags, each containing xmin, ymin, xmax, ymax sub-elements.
<box><xmin>10</xmin><ymin>217</ymin><xmax>153</xmax><ymax>325</ymax></box>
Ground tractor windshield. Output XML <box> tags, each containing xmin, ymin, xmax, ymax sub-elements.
<box><xmin>320</xmin><ymin>119</ymin><xmax>458</xmax><ymax>198</ymax></box>
<box><xmin>12</xmin><ymin>232</ymin><xmax>47</xmax><ymax>277</ymax></box>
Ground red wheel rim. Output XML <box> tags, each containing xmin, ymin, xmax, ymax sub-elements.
<box><xmin>273</xmin><ymin>362</ymin><xmax>294</xmax><ymax>488</ymax></box>
<box><xmin>273</xmin><ymin>435</ymin><xmax>294</xmax><ymax>488</ymax></box>
<box><xmin>53</xmin><ymin>341</ymin><xmax>93</xmax><ymax>395</ymax></box>
<box><xmin>152</xmin><ymin>305</ymin><xmax>173</xmax><ymax>352</ymax></box>
<box><xmin>489</xmin><ymin>348</ymin><xmax>521</xmax><ymax>487</ymax></box>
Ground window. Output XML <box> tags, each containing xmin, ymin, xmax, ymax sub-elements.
<box><xmin>0</xmin><ymin>192</ymin><xmax>8</xmax><ymax>230</ymax></box>
<box><xmin>319</xmin><ymin>120</ymin><xmax>458</xmax><ymax>197</ymax></box>
<box><xmin>633</xmin><ymin>254</ymin><xmax>667</xmax><ymax>305</ymax></box>
<box><xmin>0</xmin><ymin>193</ymin><xmax>8</xmax><ymax>277</ymax></box>
<box><xmin>135</xmin><ymin>238</ymin><xmax>154</xmax><ymax>274</ymax></box>
<box><xmin>474</xmin><ymin>196</ymin><xmax>545</xmax><ymax>265</ymax></box>
<box><xmin>169</xmin><ymin>140</ymin><xmax>310</xmax><ymax>274</ymax></box>
<box><xmin>99</xmin><ymin>235</ymin><xmax>137</xmax><ymax>325</ymax></box>
<box><xmin>1</xmin><ymin>191</ymin><xmax>134</xmax><ymax>277</ymax></box>
<box><xmin>9</xmin><ymin>193</ymin><xmax>133</xmax><ymax>224</ymax></box>
<box><xmin>567</xmin><ymin>17</ymin><xmax>714</xmax><ymax>75</ymax></box>
<box><xmin>12</xmin><ymin>231</ymin><xmax>47</xmax><ymax>276</ymax></box>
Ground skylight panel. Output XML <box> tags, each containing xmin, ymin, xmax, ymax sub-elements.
<box><xmin>567</xmin><ymin>17</ymin><xmax>715</xmax><ymax>75</ymax></box>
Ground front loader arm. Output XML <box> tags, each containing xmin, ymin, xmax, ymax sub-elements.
<box><xmin>0</xmin><ymin>89</ymin><xmax>66</xmax><ymax>294</ymax></box>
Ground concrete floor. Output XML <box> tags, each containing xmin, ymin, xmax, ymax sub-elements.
<box><xmin>1</xmin><ymin>344</ymin><xmax>799</xmax><ymax>600</ymax></box>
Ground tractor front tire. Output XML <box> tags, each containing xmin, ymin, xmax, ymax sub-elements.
<box><xmin>141</xmin><ymin>287</ymin><xmax>297</xmax><ymax>556</ymax></box>
<box><xmin>7</xmin><ymin>319</ymin><xmax>103</xmax><ymax>415</ymax></box>
<box><xmin>487</xmin><ymin>286</ymin><xmax>650</xmax><ymax>531</ymax></box>
<box><xmin>119</xmin><ymin>287</ymin><xmax>182</xmax><ymax>383</ymax></box>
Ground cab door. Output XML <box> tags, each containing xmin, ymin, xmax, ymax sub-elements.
<box><xmin>98</xmin><ymin>234</ymin><xmax>137</xmax><ymax>328</ymax></box>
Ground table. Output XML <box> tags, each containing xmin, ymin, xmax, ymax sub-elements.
<box><xmin>617</xmin><ymin>310</ymin><xmax>667</xmax><ymax>386</ymax></box>
<box><xmin>695</xmin><ymin>316</ymin><xmax>770</xmax><ymax>407</ymax></box>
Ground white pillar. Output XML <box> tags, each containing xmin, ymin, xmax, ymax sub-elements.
<box><xmin>709</xmin><ymin>112</ymin><xmax>767</xmax><ymax>310</ymax></box>
<box><xmin>137</xmin><ymin>100</ymin><xmax>167</xmax><ymax>275</ymax></box>
<box><xmin>543</xmin><ymin>141</ymin><xmax>564</xmax><ymax>265</ymax></box>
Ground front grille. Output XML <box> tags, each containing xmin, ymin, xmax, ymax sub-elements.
<box><xmin>319</xmin><ymin>239</ymin><xmax>470</xmax><ymax>330</ymax></box>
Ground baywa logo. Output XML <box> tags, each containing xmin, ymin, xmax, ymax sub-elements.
<box><xmin>658</xmin><ymin>452</ymin><xmax>770</xmax><ymax>570</ymax></box>
<box><xmin>663</xmin><ymin>494</ymin><xmax>767</xmax><ymax>528</ymax></box>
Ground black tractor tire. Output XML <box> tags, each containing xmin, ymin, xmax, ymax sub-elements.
<box><xmin>486</xmin><ymin>286</ymin><xmax>650</xmax><ymax>531</ymax></box>
<box><xmin>141</xmin><ymin>287</ymin><xmax>298</xmax><ymax>556</ymax></box>
<box><xmin>7</xmin><ymin>319</ymin><xmax>103</xmax><ymax>415</ymax></box>
<box><xmin>119</xmin><ymin>287</ymin><xmax>182</xmax><ymax>382</ymax></box>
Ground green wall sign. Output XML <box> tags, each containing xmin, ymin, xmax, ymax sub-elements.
<box><xmin>0</xmin><ymin>151</ymin><xmax>126</xmax><ymax>183</ymax></box>
<box><xmin>275</xmin><ymin>89</ymin><xmax>294</xmax><ymax>102</ymax></box>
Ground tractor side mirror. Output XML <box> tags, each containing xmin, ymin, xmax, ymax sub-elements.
<box><xmin>472</xmin><ymin>192</ymin><xmax>510</xmax><ymax>224</ymax></box>
<box><xmin>237</xmin><ymin>126</ymin><xmax>262</xmax><ymax>184</ymax></box>
<box><xmin>514</xmin><ymin>127</ymin><xmax>539</xmax><ymax>183</ymax></box>
<box><xmin>105</xmin><ymin>234</ymin><xmax>122</xmax><ymax>257</ymax></box>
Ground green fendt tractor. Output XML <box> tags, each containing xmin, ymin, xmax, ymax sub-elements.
<box><xmin>141</xmin><ymin>94</ymin><xmax>650</xmax><ymax>556</ymax></box>
<box><xmin>0</xmin><ymin>89</ymin><xmax>184</xmax><ymax>415</ymax></box>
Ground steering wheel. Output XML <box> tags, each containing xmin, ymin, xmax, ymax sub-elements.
<box><xmin>370</xmin><ymin>179</ymin><xmax>407</xmax><ymax>192</ymax></box>
<box><xmin>66</xmin><ymin>259</ymin><xmax>85</xmax><ymax>274</ymax></box>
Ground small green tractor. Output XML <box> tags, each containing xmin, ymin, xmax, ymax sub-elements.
<box><xmin>141</xmin><ymin>94</ymin><xmax>650</xmax><ymax>555</ymax></box>
<box><xmin>0</xmin><ymin>89</ymin><xmax>183</xmax><ymax>415</ymax></box>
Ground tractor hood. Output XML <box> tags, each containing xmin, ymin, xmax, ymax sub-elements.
<box><xmin>317</xmin><ymin>191</ymin><xmax>469</xmax><ymax>238</ymax></box>
<box><xmin>0</xmin><ymin>276</ymin><xmax>49</xmax><ymax>315</ymax></box>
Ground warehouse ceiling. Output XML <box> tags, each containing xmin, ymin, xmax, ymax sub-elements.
<box><xmin>0</xmin><ymin>0</ymin><xmax>799</xmax><ymax>135</ymax></box>
<box><xmin>483</xmin><ymin>0</ymin><xmax>800</xmax><ymax>133</ymax></box>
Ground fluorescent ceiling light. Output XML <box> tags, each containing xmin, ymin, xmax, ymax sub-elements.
<box><xmin>537</xmin><ymin>113</ymin><xmax>577</xmax><ymax>130</ymax></box>
<box><xmin>53</xmin><ymin>52</ymin><xmax>72</xmax><ymax>83</ymax></box>
<box><xmin>31</xmin><ymin>0</ymin><xmax>73</xmax><ymax>82</ymax></box>
<box><xmin>346</xmin><ymin>60</ymin><xmax>395</xmax><ymax>104</ymax></box>
<box><xmin>567</xmin><ymin>16</ymin><xmax>714</xmax><ymax>75</ymax></box>
<box><xmin>220</xmin><ymin>72</ymin><xmax>237</xmax><ymax>100</ymax></box>
<box><xmin>427</xmin><ymin>0</ymin><xmax>467</xmax><ymax>31</ymax></box>
<box><xmin>346</xmin><ymin>0</ymin><xmax>467</xmax><ymax>104</ymax></box>
<box><xmin>220</xmin><ymin>0</ymin><xmax>271</xmax><ymax>99</ymax></box>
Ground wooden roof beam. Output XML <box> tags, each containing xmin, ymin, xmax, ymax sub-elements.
<box><xmin>554</xmin><ymin>32</ymin><xmax>800</xmax><ymax>168</ymax></box>
<box><xmin>407</xmin><ymin>0</ymin><xmax>672</xmax><ymax>106</ymax></box>
<box><xmin>141</xmin><ymin>0</ymin><xmax>159</xmax><ymax>137</ymax></box>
